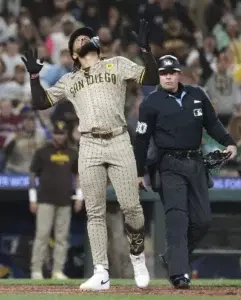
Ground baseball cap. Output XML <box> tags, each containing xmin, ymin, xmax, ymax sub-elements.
<box><xmin>68</xmin><ymin>26</ymin><xmax>95</xmax><ymax>56</ymax></box>
<box><xmin>53</xmin><ymin>121</ymin><xmax>68</xmax><ymax>134</ymax></box>
<box><xmin>158</xmin><ymin>55</ymin><xmax>181</xmax><ymax>72</ymax></box>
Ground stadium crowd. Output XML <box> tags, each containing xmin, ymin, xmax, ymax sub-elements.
<box><xmin>0</xmin><ymin>0</ymin><xmax>240</xmax><ymax>176</ymax></box>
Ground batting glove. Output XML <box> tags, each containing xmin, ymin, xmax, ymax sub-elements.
<box><xmin>131</xmin><ymin>19</ymin><xmax>150</xmax><ymax>52</ymax></box>
<box><xmin>21</xmin><ymin>48</ymin><xmax>44</xmax><ymax>76</ymax></box>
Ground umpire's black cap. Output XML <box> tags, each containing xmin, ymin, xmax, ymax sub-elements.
<box><xmin>53</xmin><ymin>121</ymin><xmax>68</xmax><ymax>134</ymax></box>
<box><xmin>68</xmin><ymin>26</ymin><xmax>95</xmax><ymax>56</ymax></box>
<box><xmin>158</xmin><ymin>55</ymin><xmax>181</xmax><ymax>72</ymax></box>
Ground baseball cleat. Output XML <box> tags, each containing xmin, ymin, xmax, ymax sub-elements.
<box><xmin>52</xmin><ymin>271</ymin><xmax>68</xmax><ymax>279</ymax></box>
<box><xmin>130</xmin><ymin>252</ymin><xmax>150</xmax><ymax>288</ymax></box>
<box><xmin>79</xmin><ymin>264</ymin><xmax>110</xmax><ymax>290</ymax></box>
<box><xmin>31</xmin><ymin>271</ymin><xmax>44</xmax><ymax>279</ymax></box>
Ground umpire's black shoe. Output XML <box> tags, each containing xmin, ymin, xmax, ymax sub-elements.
<box><xmin>170</xmin><ymin>274</ymin><xmax>190</xmax><ymax>289</ymax></box>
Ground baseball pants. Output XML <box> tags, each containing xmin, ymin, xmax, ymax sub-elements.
<box><xmin>159</xmin><ymin>155</ymin><xmax>212</xmax><ymax>277</ymax></box>
<box><xmin>31</xmin><ymin>204</ymin><xmax>71</xmax><ymax>273</ymax></box>
<box><xmin>78</xmin><ymin>131</ymin><xmax>144</xmax><ymax>269</ymax></box>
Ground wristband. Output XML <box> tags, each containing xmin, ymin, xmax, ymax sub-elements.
<box><xmin>30</xmin><ymin>73</ymin><xmax>39</xmax><ymax>80</ymax></box>
<box><xmin>75</xmin><ymin>188</ymin><xmax>84</xmax><ymax>201</ymax></box>
<box><xmin>29</xmin><ymin>188</ymin><xmax>37</xmax><ymax>203</ymax></box>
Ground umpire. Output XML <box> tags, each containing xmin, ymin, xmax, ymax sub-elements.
<box><xmin>134</xmin><ymin>55</ymin><xmax>237</xmax><ymax>289</ymax></box>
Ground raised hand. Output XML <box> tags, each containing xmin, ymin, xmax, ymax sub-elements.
<box><xmin>21</xmin><ymin>48</ymin><xmax>44</xmax><ymax>75</ymax></box>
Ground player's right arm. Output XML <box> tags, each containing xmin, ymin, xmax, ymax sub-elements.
<box><xmin>31</xmin><ymin>75</ymin><xmax>67</xmax><ymax>110</ymax></box>
<box><xmin>21</xmin><ymin>48</ymin><xmax>67</xmax><ymax>110</ymax></box>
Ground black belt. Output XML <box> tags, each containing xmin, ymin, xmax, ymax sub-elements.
<box><xmin>165</xmin><ymin>149</ymin><xmax>202</xmax><ymax>159</ymax></box>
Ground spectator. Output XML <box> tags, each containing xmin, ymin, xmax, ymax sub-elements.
<box><xmin>0</xmin><ymin>99</ymin><xmax>22</xmax><ymax>170</ymax></box>
<box><xmin>180</xmin><ymin>67</ymin><xmax>201</xmax><ymax>86</ymax></box>
<box><xmin>21</xmin><ymin>1</ymin><xmax>54</xmax><ymax>25</ymax></box>
<box><xmin>39</xmin><ymin>17</ymin><xmax>53</xmax><ymax>44</ymax></box>
<box><xmin>19</xmin><ymin>17</ymin><xmax>42</xmax><ymax>53</ymax></box>
<box><xmin>186</xmin><ymin>35</ymin><xmax>218</xmax><ymax>73</ymax></box>
<box><xmin>106</xmin><ymin>6</ymin><xmax>122</xmax><ymax>39</ymax></box>
<box><xmin>41</xmin><ymin>49</ymin><xmax>73</xmax><ymax>87</ymax></box>
<box><xmin>5</xmin><ymin>111</ymin><xmax>45</xmax><ymax>174</ymax></box>
<box><xmin>225</xmin><ymin>18</ymin><xmax>241</xmax><ymax>66</ymax></box>
<box><xmin>1</xmin><ymin>36</ymin><xmax>23</xmax><ymax>77</ymax></box>
<box><xmin>204</xmin><ymin>0</ymin><xmax>233</xmax><ymax>32</ymax></box>
<box><xmin>122</xmin><ymin>41</ymin><xmax>144</xmax><ymax>65</ymax></box>
<box><xmin>220</xmin><ymin>115</ymin><xmax>241</xmax><ymax>176</ymax></box>
<box><xmin>0</xmin><ymin>58</ymin><xmax>9</xmax><ymax>84</ymax></box>
<box><xmin>81</xmin><ymin>0</ymin><xmax>101</xmax><ymax>33</ymax></box>
<box><xmin>0</xmin><ymin>17</ymin><xmax>11</xmax><ymax>43</ymax></box>
<box><xmin>6</xmin><ymin>13</ymin><xmax>19</xmax><ymax>37</ymax></box>
<box><xmin>52</xmin><ymin>0</ymin><xmax>72</xmax><ymax>26</ymax></box>
<box><xmin>205</xmin><ymin>50</ymin><xmax>241</xmax><ymax>126</ymax></box>
<box><xmin>0</xmin><ymin>64</ymin><xmax>31</xmax><ymax>102</ymax></box>
<box><xmin>98</xmin><ymin>26</ymin><xmax>117</xmax><ymax>58</ymax></box>
<box><xmin>47</xmin><ymin>14</ymin><xmax>77</xmax><ymax>64</ymax></box>
<box><xmin>140</xmin><ymin>0</ymin><xmax>197</xmax><ymax>41</ymax></box>
<box><xmin>162</xmin><ymin>16</ymin><xmax>196</xmax><ymax>64</ymax></box>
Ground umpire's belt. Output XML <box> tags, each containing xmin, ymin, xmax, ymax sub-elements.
<box><xmin>81</xmin><ymin>126</ymin><xmax>127</xmax><ymax>139</ymax></box>
<box><xmin>165</xmin><ymin>149</ymin><xmax>202</xmax><ymax>159</ymax></box>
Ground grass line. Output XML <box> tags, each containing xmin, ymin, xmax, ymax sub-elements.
<box><xmin>0</xmin><ymin>279</ymin><xmax>241</xmax><ymax>287</ymax></box>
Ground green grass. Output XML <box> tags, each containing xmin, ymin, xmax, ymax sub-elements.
<box><xmin>0</xmin><ymin>279</ymin><xmax>240</xmax><ymax>300</ymax></box>
<box><xmin>0</xmin><ymin>278</ymin><xmax>241</xmax><ymax>287</ymax></box>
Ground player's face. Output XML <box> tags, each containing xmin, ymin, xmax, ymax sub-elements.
<box><xmin>159</xmin><ymin>70</ymin><xmax>180</xmax><ymax>92</ymax></box>
<box><xmin>72</xmin><ymin>35</ymin><xmax>91</xmax><ymax>59</ymax></box>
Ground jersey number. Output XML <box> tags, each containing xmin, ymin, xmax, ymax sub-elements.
<box><xmin>136</xmin><ymin>121</ymin><xmax>148</xmax><ymax>134</ymax></box>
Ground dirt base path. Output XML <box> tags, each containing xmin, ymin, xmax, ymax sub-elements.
<box><xmin>0</xmin><ymin>285</ymin><xmax>240</xmax><ymax>296</ymax></box>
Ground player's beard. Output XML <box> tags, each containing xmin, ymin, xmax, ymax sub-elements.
<box><xmin>77</xmin><ymin>41</ymin><xmax>99</xmax><ymax>57</ymax></box>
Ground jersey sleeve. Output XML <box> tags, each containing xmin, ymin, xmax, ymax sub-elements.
<box><xmin>134</xmin><ymin>96</ymin><xmax>157</xmax><ymax>176</ymax></box>
<box><xmin>117</xmin><ymin>56</ymin><xmax>145</xmax><ymax>83</ymax></box>
<box><xmin>45</xmin><ymin>74</ymin><xmax>68</xmax><ymax>105</ymax></box>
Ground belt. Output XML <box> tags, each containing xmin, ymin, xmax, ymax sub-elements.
<box><xmin>165</xmin><ymin>149</ymin><xmax>202</xmax><ymax>159</ymax></box>
<box><xmin>81</xmin><ymin>126</ymin><xmax>127</xmax><ymax>139</ymax></box>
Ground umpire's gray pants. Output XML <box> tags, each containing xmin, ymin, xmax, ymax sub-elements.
<box><xmin>31</xmin><ymin>204</ymin><xmax>71</xmax><ymax>273</ymax></box>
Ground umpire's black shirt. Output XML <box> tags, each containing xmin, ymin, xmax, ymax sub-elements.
<box><xmin>30</xmin><ymin>142</ymin><xmax>78</xmax><ymax>206</ymax></box>
<box><xmin>134</xmin><ymin>83</ymin><xmax>236</xmax><ymax>176</ymax></box>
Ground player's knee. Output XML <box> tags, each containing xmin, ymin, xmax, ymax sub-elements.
<box><xmin>121</xmin><ymin>201</ymin><xmax>143</xmax><ymax>216</ymax></box>
<box><xmin>86</xmin><ymin>207</ymin><xmax>106</xmax><ymax>222</ymax></box>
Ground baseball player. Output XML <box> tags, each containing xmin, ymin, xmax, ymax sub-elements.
<box><xmin>21</xmin><ymin>19</ymin><xmax>159</xmax><ymax>290</ymax></box>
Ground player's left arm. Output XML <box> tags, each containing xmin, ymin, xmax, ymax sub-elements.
<box><xmin>117</xmin><ymin>19</ymin><xmax>159</xmax><ymax>85</ymax></box>
<box><xmin>117</xmin><ymin>54</ymin><xmax>159</xmax><ymax>86</ymax></box>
